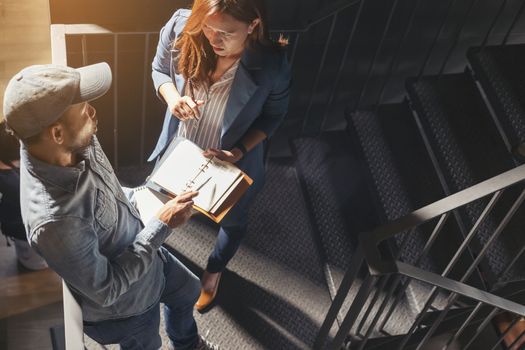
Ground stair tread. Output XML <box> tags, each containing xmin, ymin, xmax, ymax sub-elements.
<box><xmin>406</xmin><ymin>73</ymin><xmax>525</xmax><ymax>284</ymax></box>
<box><xmin>468</xmin><ymin>44</ymin><xmax>525</xmax><ymax>152</ymax></box>
<box><xmin>348</xmin><ymin>103</ymin><xmax>450</xmax><ymax>271</ymax></box>
<box><xmin>292</xmin><ymin>122</ymin><xmax>449</xmax><ymax>338</ymax></box>
<box><xmin>164</xmin><ymin>159</ymin><xmax>334</xmax><ymax>349</ymax></box>
<box><xmin>291</xmin><ymin>132</ymin><xmax>378</xmax><ymax>270</ymax></box>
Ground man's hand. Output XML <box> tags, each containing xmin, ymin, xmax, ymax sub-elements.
<box><xmin>156</xmin><ymin>191</ymin><xmax>198</xmax><ymax>228</ymax></box>
<box><xmin>168</xmin><ymin>96</ymin><xmax>204</xmax><ymax>121</ymax></box>
<box><xmin>203</xmin><ymin>148</ymin><xmax>243</xmax><ymax>163</ymax></box>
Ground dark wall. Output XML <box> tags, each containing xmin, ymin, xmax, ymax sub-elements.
<box><xmin>49</xmin><ymin>0</ymin><xmax>192</xmax><ymax>31</ymax></box>
<box><xmin>48</xmin><ymin>0</ymin><xmax>313</xmax><ymax>31</ymax></box>
<box><xmin>51</xmin><ymin>0</ymin><xmax>525</xmax><ymax>165</ymax></box>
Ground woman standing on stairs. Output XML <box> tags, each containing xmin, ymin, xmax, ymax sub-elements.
<box><xmin>150</xmin><ymin>0</ymin><xmax>291</xmax><ymax>311</ymax></box>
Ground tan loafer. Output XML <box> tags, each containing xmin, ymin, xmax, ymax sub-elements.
<box><xmin>195</xmin><ymin>271</ymin><xmax>222</xmax><ymax>312</ymax></box>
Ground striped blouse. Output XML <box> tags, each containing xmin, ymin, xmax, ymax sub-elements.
<box><xmin>177</xmin><ymin>60</ymin><xmax>240</xmax><ymax>150</ymax></box>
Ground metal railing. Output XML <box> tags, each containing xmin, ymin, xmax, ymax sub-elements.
<box><xmin>314</xmin><ymin>164</ymin><xmax>525</xmax><ymax>350</ymax></box>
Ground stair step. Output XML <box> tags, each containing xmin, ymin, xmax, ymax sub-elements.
<box><xmin>291</xmin><ymin>132</ymin><xmax>424</xmax><ymax>337</ymax></box>
<box><xmin>347</xmin><ymin>103</ymin><xmax>453</xmax><ymax>271</ymax></box>
<box><xmin>348</xmin><ymin>104</ymin><xmax>467</xmax><ymax>315</ymax></box>
<box><xmin>467</xmin><ymin>44</ymin><xmax>525</xmax><ymax>158</ymax></box>
<box><xmin>353</xmin><ymin>304</ymin><xmax>499</xmax><ymax>350</ymax></box>
<box><xmin>164</xmin><ymin>159</ymin><xmax>335</xmax><ymax>349</ymax></box>
<box><xmin>292</xmin><ymin>124</ymin><xmax>458</xmax><ymax>340</ymax></box>
<box><xmin>291</xmin><ymin>132</ymin><xmax>378</xmax><ymax>271</ymax></box>
<box><xmin>406</xmin><ymin>73</ymin><xmax>525</xmax><ymax>286</ymax></box>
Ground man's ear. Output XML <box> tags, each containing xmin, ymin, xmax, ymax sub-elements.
<box><xmin>48</xmin><ymin>123</ymin><xmax>65</xmax><ymax>145</ymax></box>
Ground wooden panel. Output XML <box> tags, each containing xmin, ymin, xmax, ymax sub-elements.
<box><xmin>49</xmin><ymin>0</ymin><xmax>191</xmax><ymax>32</ymax></box>
<box><xmin>0</xmin><ymin>3</ymin><xmax>61</xmax><ymax>349</ymax></box>
<box><xmin>0</xmin><ymin>0</ymin><xmax>51</xmax><ymax>121</ymax></box>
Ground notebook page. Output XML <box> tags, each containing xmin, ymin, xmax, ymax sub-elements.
<box><xmin>134</xmin><ymin>187</ymin><xmax>170</xmax><ymax>224</ymax></box>
<box><xmin>148</xmin><ymin>137</ymin><xmax>243</xmax><ymax>213</ymax></box>
<box><xmin>191</xmin><ymin>158</ymin><xmax>242</xmax><ymax>212</ymax></box>
<box><xmin>210</xmin><ymin>174</ymin><xmax>244</xmax><ymax>214</ymax></box>
<box><xmin>150</xmin><ymin>139</ymin><xmax>209</xmax><ymax>195</ymax></box>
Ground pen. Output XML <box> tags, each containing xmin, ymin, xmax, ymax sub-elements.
<box><xmin>194</xmin><ymin>176</ymin><xmax>212</xmax><ymax>191</ymax></box>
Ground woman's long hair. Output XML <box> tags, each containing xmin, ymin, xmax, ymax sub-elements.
<box><xmin>175</xmin><ymin>0</ymin><xmax>285</xmax><ymax>85</ymax></box>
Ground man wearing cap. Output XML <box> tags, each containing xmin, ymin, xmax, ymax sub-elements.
<box><xmin>3</xmin><ymin>62</ymin><xmax>215</xmax><ymax>350</ymax></box>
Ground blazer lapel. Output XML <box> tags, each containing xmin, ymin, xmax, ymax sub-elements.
<box><xmin>221</xmin><ymin>64</ymin><xmax>258</xmax><ymax>137</ymax></box>
<box><xmin>221</xmin><ymin>48</ymin><xmax>262</xmax><ymax>138</ymax></box>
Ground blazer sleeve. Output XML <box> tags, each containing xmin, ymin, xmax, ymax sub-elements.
<box><xmin>250</xmin><ymin>51</ymin><xmax>292</xmax><ymax>138</ymax></box>
<box><xmin>151</xmin><ymin>9</ymin><xmax>184</xmax><ymax>102</ymax></box>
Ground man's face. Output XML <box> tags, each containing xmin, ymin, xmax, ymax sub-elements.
<box><xmin>60</xmin><ymin>102</ymin><xmax>97</xmax><ymax>153</ymax></box>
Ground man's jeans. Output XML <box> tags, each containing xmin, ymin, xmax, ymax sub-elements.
<box><xmin>84</xmin><ymin>247</ymin><xmax>201</xmax><ymax>350</ymax></box>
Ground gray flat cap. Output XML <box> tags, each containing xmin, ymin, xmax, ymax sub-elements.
<box><xmin>3</xmin><ymin>62</ymin><xmax>112</xmax><ymax>139</ymax></box>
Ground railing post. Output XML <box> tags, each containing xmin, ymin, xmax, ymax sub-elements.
<box><xmin>502</xmin><ymin>0</ymin><xmax>525</xmax><ymax>45</ymax></box>
<box><xmin>319</xmin><ymin>0</ymin><xmax>366</xmax><ymax>132</ymax></box>
<box><xmin>62</xmin><ymin>281</ymin><xmax>84</xmax><ymax>350</ymax></box>
<box><xmin>355</xmin><ymin>0</ymin><xmax>400</xmax><ymax>110</ymax></box>
<box><xmin>314</xmin><ymin>248</ymin><xmax>365</xmax><ymax>350</ymax></box>
<box><xmin>113</xmin><ymin>34</ymin><xmax>119</xmax><ymax>169</ymax></box>
<box><xmin>480</xmin><ymin>0</ymin><xmax>509</xmax><ymax>51</ymax></box>
<box><xmin>437</xmin><ymin>0</ymin><xmax>481</xmax><ymax>77</ymax></box>
<box><xmin>50</xmin><ymin>24</ymin><xmax>67</xmax><ymax>66</ymax></box>
<box><xmin>417</xmin><ymin>0</ymin><xmax>457</xmax><ymax>80</ymax></box>
<box><xmin>327</xmin><ymin>275</ymin><xmax>377</xmax><ymax>350</ymax></box>
<box><xmin>302</xmin><ymin>13</ymin><xmax>338</xmax><ymax>135</ymax></box>
<box><xmin>81</xmin><ymin>35</ymin><xmax>88</xmax><ymax>66</ymax></box>
<box><xmin>140</xmin><ymin>33</ymin><xmax>150</xmax><ymax>167</ymax></box>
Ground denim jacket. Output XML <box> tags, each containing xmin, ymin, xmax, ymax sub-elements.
<box><xmin>20</xmin><ymin>137</ymin><xmax>170</xmax><ymax>322</ymax></box>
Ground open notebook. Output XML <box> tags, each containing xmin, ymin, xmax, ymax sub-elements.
<box><xmin>133</xmin><ymin>186</ymin><xmax>171</xmax><ymax>224</ymax></box>
<box><xmin>136</xmin><ymin>137</ymin><xmax>252</xmax><ymax>223</ymax></box>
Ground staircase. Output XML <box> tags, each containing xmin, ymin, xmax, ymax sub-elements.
<box><xmin>304</xmin><ymin>43</ymin><xmax>525</xmax><ymax>349</ymax></box>
<box><xmin>50</xmin><ymin>1</ymin><xmax>525</xmax><ymax>349</ymax></box>
<box><xmin>142</xmin><ymin>42</ymin><xmax>525</xmax><ymax>349</ymax></box>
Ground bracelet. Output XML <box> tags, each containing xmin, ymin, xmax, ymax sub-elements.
<box><xmin>233</xmin><ymin>141</ymin><xmax>248</xmax><ymax>156</ymax></box>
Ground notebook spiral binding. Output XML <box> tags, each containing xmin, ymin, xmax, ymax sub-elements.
<box><xmin>184</xmin><ymin>179</ymin><xmax>196</xmax><ymax>190</ymax></box>
<box><xmin>183</xmin><ymin>160</ymin><xmax>212</xmax><ymax>191</ymax></box>
<box><xmin>198</xmin><ymin>163</ymin><xmax>210</xmax><ymax>172</ymax></box>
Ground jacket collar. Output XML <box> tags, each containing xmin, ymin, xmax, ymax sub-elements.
<box><xmin>21</xmin><ymin>142</ymin><xmax>91</xmax><ymax>194</ymax></box>
<box><xmin>240</xmin><ymin>45</ymin><xmax>264</xmax><ymax>70</ymax></box>
<box><xmin>220</xmin><ymin>46</ymin><xmax>262</xmax><ymax>137</ymax></box>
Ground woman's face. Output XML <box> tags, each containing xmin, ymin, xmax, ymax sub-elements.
<box><xmin>202</xmin><ymin>11</ymin><xmax>259</xmax><ymax>58</ymax></box>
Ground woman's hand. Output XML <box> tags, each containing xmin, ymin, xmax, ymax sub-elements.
<box><xmin>203</xmin><ymin>148</ymin><xmax>244</xmax><ymax>163</ymax></box>
<box><xmin>168</xmin><ymin>96</ymin><xmax>204</xmax><ymax>121</ymax></box>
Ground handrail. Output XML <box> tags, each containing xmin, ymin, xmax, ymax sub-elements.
<box><xmin>362</xmin><ymin>162</ymin><xmax>525</xmax><ymax>265</ymax></box>
<box><xmin>316</xmin><ymin>164</ymin><xmax>525</xmax><ymax>349</ymax></box>
<box><xmin>395</xmin><ymin>262</ymin><xmax>525</xmax><ymax>315</ymax></box>
<box><xmin>356</xmin><ymin>165</ymin><xmax>525</xmax><ymax>346</ymax></box>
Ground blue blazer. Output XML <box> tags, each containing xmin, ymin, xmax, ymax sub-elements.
<box><xmin>150</xmin><ymin>9</ymin><xmax>291</xmax><ymax>192</ymax></box>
